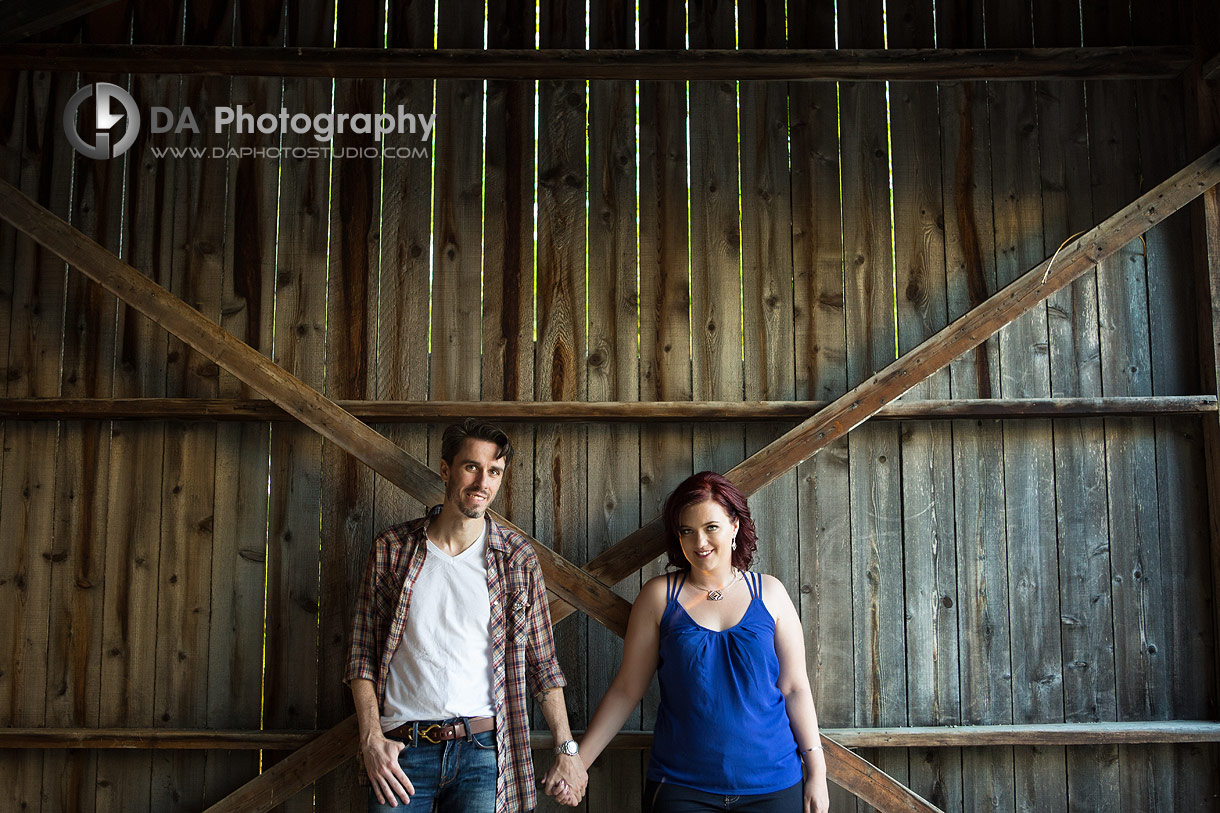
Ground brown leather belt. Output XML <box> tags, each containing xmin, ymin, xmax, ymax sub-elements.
<box><xmin>385</xmin><ymin>716</ymin><xmax>495</xmax><ymax>745</ymax></box>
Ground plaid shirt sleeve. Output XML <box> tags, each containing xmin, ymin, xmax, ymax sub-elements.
<box><xmin>345</xmin><ymin>530</ymin><xmax>390</xmax><ymax>686</ymax></box>
<box><xmin>522</xmin><ymin>550</ymin><xmax>566</xmax><ymax>697</ymax></box>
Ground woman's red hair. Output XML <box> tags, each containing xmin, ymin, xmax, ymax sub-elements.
<box><xmin>662</xmin><ymin>471</ymin><xmax>758</xmax><ymax>571</ymax></box>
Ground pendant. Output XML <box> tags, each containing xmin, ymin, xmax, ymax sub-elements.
<box><xmin>707</xmin><ymin>589</ymin><xmax>724</xmax><ymax>601</ymax></box>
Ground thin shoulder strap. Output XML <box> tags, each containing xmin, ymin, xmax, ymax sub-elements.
<box><xmin>670</xmin><ymin>570</ymin><xmax>687</xmax><ymax>601</ymax></box>
<box><xmin>748</xmin><ymin>571</ymin><xmax>762</xmax><ymax>600</ymax></box>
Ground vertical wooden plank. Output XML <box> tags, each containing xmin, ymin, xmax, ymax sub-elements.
<box><xmin>534</xmin><ymin>0</ymin><xmax>587</xmax><ymax>789</ymax></box>
<box><xmin>0</xmin><ymin>60</ymin><xmax>73</xmax><ymax>813</ymax></box>
<box><xmin>429</xmin><ymin>0</ymin><xmax>483</xmax><ymax>424</ymax></box>
<box><xmin>485</xmin><ymin>1</ymin><xmax>535</xmax><ymax>537</ymax></box>
<box><xmin>315</xmin><ymin>3</ymin><xmax>385</xmax><ymax>811</ymax></box>
<box><xmin>584</xmin><ymin>1</ymin><xmax>641</xmax><ymax>809</ymax></box>
<box><xmin>262</xmin><ymin>2</ymin><xmax>332</xmax><ymax>809</ymax></box>
<box><xmin>987</xmin><ymin>3</ymin><xmax>1068</xmax><ymax>809</ymax></box>
<box><xmin>151</xmin><ymin>3</ymin><xmax>233</xmax><ymax>808</ymax></box>
<box><xmin>203</xmin><ymin>0</ymin><xmax>283</xmax><ymax>804</ymax></box>
<box><xmin>379</xmin><ymin>0</ymin><xmax>435</xmax><ymax>527</ymax></box>
<box><xmin>688</xmin><ymin>0</ymin><xmax>743</xmax><ymax>478</ymax></box>
<box><xmin>838</xmin><ymin>3</ymin><xmax>907</xmax><ymax>805</ymax></box>
<box><xmin>739</xmin><ymin>0</ymin><xmax>797</xmax><ymax>602</ymax></box>
<box><xmin>636</xmin><ymin>0</ymin><xmax>691</xmax><ymax>779</ymax></box>
<box><xmin>636</xmin><ymin>0</ymin><xmax>693</xmax><ymax>514</ymax></box>
<box><xmin>1032</xmin><ymin>2</ymin><xmax>1118</xmax><ymax>811</ymax></box>
<box><xmin>937</xmin><ymin>2</ymin><xmax>1013</xmax><ymax>806</ymax></box>
<box><xmin>1081</xmin><ymin>2</ymin><xmax>1183</xmax><ymax>810</ymax></box>
<box><xmin>94</xmin><ymin>3</ymin><xmax>178</xmax><ymax>808</ymax></box>
<box><xmin>42</xmin><ymin>6</ymin><xmax>128</xmax><ymax>809</ymax></box>
<box><xmin>887</xmin><ymin>2</ymin><xmax>962</xmax><ymax>809</ymax></box>
<box><xmin>1133</xmin><ymin>0</ymin><xmax>1220</xmax><ymax>806</ymax></box>
<box><xmin>788</xmin><ymin>3</ymin><xmax>853</xmax><ymax>809</ymax></box>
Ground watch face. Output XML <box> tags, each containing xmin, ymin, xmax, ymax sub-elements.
<box><xmin>560</xmin><ymin>740</ymin><xmax>578</xmax><ymax>755</ymax></box>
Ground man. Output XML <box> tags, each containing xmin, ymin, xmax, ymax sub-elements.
<box><xmin>346</xmin><ymin>419</ymin><xmax>587</xmax><ymax>811</ymax></box>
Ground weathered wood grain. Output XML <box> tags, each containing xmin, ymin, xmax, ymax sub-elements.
<box><xmin>533</xmin><ymin>0</ymin><xmax>589</xmax><ymax>789</ymax></box>
<box><xmin>840</xmin><ymin>3</ymin><xmax>911</xmax><ymax>799</ymax></box>
<box><xmin>202</xmin><ymin>0</ymin><xmax>281</xmax><ymax>804</ymax></box>
<box><xmin>92</xmin><ymin>6</ymin><xmax>179</xmax><ymax>808</ymax></box>
<box><xmin>989</xmin><ymin>4</ymin><xmax>1069</xmax><ymax>809</ymax></box>
<box><xmin>483</xmin><ymin>0</ymin><xmax>536</xmax><ymax>542</ymax></box>
<box><xmin>889</xmin><ymin>2</ymin><xmax>963</xmax><ymax>807</ymax></box>
<box><xmin>788</xmin><ymin>3</ymin><xmax>854</xmax><ymax>808</ymax></box>
<box><xmin>149</xmin><ymin>5</ymin><xmax>232</xmax><ymax>807</ymax></box>
<box><xmin>313</xmin><ymin>3</ymin><xmax>384</xmax><ymax>810</ymax></box>
<box><xmin>0</xmin><ymin>62</ymin><xmax>72</xmax><ymax>813</ymax></box>
<box><xmin>39</xmin><ymin>5</ymin><xmax>126</xmax><ymax>809</ymax></box>
<box><xmin>583</xmin><ymin>0</ymin><xmax>643</xmax><ymax>808</ymax></box>
<box><xmin>635</xmin><ymin>0</ymin><xmax>693</xmax><ymax>771</ymax></box>
<box><xmin>689</xmin><ymin>0</ymin><xmax>744</xmax><ymax>480</ymax></box>
<box><xmin>738</xmin><ymin>0</ymin><xmax>799</xmax><ymax>640</ymax></box>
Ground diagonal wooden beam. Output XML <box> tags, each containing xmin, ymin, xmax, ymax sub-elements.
<box><xmin>0</xmin><ymin>0</ymin><xmax>122</xmax><ymax>44</ymax></box>
<box><xmin>0</xmin><ymin>176</ymin><xmax>631</xmax><ymax>638</ymax></box>
<box><xmin>548</xmin><ymin>142</ymin><xmax>1220</xmax><ymax>625</ymax></box>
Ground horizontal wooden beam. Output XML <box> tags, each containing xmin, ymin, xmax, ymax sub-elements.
<box><xmin>0</xmin><ymin>395</ymin><xmax>1213</xmax><ymax>422</ymax></box>
<box><xmin>8</xmin><ymin>721</ymin><xmax>1217</xmax><ymax>751</ymax></box>
<box><xmin>0</xmin><ymin>45</ymin><xmax>1195</xmax><ymax>81</ymax></box>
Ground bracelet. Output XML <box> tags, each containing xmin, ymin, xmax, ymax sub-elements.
<box><xmin>800</xmin><ymin>744</ymin><xmax>824</xmax><ymax>755</ymax></box>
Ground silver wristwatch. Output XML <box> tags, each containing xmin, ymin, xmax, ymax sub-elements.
<box><xmin>554</xmin><ymin>739</ymin><xmax>579</xmax><ymax>756</ymax></box>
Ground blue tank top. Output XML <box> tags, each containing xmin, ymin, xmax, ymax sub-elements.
<box><xmin>647</xmin><ymin>571</ymin><xmax>803</xmax><ymax>795</ymax></box>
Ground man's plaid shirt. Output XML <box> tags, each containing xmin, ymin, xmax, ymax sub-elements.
<box><xmin>345</xmin><ymin>507</ymin><xmax>567</xmax><ymax>813</ymax></box>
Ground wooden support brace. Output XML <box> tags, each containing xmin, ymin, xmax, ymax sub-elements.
<box><xmin>0</xmin><ymin>176</ymin><xmax>631</xmax><ymax>639</ymax></box>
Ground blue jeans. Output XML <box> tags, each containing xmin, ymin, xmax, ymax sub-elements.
<box><xmin>644</xmin><ymin>779</ymin><xmax>802</xmax><ymax>812</ymax></box>
<box><xmin>368</xmin><ymin>725</ymin><xmax>497</xmax><ymax>812</ymax></box>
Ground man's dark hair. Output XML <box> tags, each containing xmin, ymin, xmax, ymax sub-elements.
<box><xmin>440</xmin><ymin>418</ymin><xmax>514</xmax><ymax>467</ymax></box>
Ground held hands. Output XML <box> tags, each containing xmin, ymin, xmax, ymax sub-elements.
<box><xmin>362</xmin><ymin>732</ymin><xmax>415</xmax><ymax>807</ymax></box>
<box><xmin>541</xmin><ymin>754</ymin><xmax>588</xmax><ymax>807</ymax></box>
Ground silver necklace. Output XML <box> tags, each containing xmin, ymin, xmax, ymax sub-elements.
<box><xmin>702</xmin><ymin>568</ymin><xmax>740</xmax><ymax>601</ymax></box>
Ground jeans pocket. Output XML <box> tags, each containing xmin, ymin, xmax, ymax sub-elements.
<box><xmin>470</xmin><ymin>729</ymin><xmax>497</xmax><ymax>751</ymax></box>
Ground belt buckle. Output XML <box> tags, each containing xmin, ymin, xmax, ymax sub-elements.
<box><xmin>417</xmin><ymin>723</ymin><xmax>445</xmax><ymax>744</ymax></box>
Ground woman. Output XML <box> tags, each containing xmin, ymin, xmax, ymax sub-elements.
<box><xmin>545</xmin><ymin>471</ymin><xmax>830</xmax><ymax>812</ymax></box>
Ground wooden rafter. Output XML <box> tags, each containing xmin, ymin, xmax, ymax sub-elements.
<box><xmin>0</xmin><ymin>177</ymin><xmax>631</xmax><ymax>638</ymax></box>
<box><xmin>547</xmin><ymin>142</ymin><xmax>1220</xmax><ymax>624</ymax></box>
<box><xmin>0</xmin><ymin>0</ymin><xmax>122</xmax><ymax>44</ymax></box>
<box><xmin>0</xmin><ymin>395</ymin><xmax>1214</xmax><ymax>422</ymax></box>
<box><xmin>0</xmin><ymin>178</ymin><xmax>940</xmax><ymax>813</ymax></box>
<box><xmin>0</xmin><ymin>44</ymin><xmax>1196</xmax><ymax>81</ymax></box>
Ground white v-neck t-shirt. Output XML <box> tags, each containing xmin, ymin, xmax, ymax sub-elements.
<box><xmin>380</xmin><ymin>522</ymin><xmax>496</xmax><ymax>730</ymax></box>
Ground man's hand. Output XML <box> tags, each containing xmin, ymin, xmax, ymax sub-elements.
<box><xmin>541</xmin><ymin>754</ymin><xmax>587</xmax><ymax>807</ymax></box>
<box><xmin>362</xmin><ymin>732</ymin><xmax>415</xmax><ymax>807</ymax></box>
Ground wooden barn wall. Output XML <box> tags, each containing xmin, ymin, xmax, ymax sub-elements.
<box><xmin>0</xmin><ymin>0</ymin><xmax>1217</xmax><ymax>811</ymax></box>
